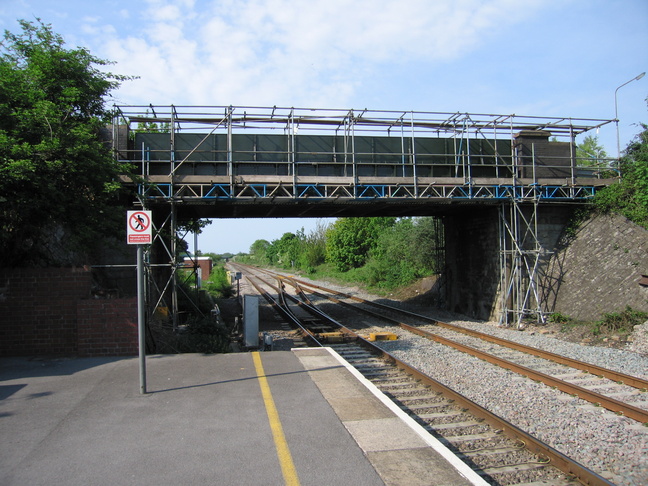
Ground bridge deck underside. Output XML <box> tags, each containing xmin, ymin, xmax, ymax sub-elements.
<box><xmin>125</xmin><ymin>173</ymin><xmax>609</xmax><ymax>219</ymax></box>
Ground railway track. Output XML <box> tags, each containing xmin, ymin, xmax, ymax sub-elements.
<box><xmin>279</xmin><ymin>275</ymin><xmax>648</xmax><ymax>424</ymax></box>
<box><xmin>231</xmin><ymin>263</ymin><xmax>622</xmax><ymax>486</ymax></box>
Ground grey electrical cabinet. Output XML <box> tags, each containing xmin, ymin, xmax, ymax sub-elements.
<box><xmin>243</xmin><ymin>295</ymin><xmax>259</xmax><ymax>348</ymax></box>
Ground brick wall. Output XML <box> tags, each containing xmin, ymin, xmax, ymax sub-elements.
<box><xmin>0</xmin><ymin>267</ymin><xmax>138</xmax><ymax>357</ymax></box>
<box><xmin>77</xmin><ymin>298</ymin><xmax>138</xmax><ymax>357</ymax></box>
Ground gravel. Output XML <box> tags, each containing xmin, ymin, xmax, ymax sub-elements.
<box><xmin>278</xmin><ymin>271</ymin><xmax>648</xmax><ymax>486</ymax></box>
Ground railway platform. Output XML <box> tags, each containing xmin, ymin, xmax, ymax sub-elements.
<box><xmin>0</xmin><ymin>348</ymin><xmax>483</xmax><ymax>486</ymax></box>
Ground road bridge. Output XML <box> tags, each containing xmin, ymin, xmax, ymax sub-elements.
<box><xmin>112</xmin><ymin>105</ymin><xmax>615</xmax><ymax>326</ymax></box>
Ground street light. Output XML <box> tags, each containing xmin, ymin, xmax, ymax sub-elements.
<box><xmin>615</xmin><ymin>72</ymin><xmax>645</xmax><ymax>159</ymax></box>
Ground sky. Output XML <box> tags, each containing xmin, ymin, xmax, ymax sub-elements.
<box><xmin>1</xmin><ymin>0</ymin><xmax>647</xmax><ymax>255</ymax></box>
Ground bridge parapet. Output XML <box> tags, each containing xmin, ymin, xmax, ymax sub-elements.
<box><xmin>113</xmin><ymin>105</ymin><xmax>615</xmax><ymax>214</ymax></box>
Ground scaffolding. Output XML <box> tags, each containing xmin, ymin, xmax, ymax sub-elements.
<box><xmin>111</xmin><ymin>105</ymin><xmax>615</xmax><ymax>329</ymax></box>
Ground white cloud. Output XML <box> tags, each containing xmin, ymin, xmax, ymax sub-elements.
<box><xmin>97</xmin><ymin>0</ymin><xmax>550</xmax><ymax>107</ymax></box>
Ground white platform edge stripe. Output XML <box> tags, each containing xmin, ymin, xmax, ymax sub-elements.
<box><xmin>319</xmin><ymin>346</ymin><xmax>490</xmax><ymax>486</ymax></box>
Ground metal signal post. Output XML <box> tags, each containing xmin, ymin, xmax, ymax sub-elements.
<box><xmin>127</xmin><ymin>210</ymin><xmax>152</xmax><ymax>394</ymax></box>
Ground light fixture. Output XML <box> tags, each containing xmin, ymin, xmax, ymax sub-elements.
<box><xmin>615</xmin><ymin>72</ymin><xmax>646</xmax><ymax>159</ymax></box>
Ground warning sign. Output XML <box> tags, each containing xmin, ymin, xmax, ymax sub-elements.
<box><xmin>127</xmin><ymin>210</ymin><xmax>152</xmax><ymax>244</ymax></box>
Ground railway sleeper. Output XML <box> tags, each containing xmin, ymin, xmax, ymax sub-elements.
<box><xmin>424</xmin><ymin>413</ymin><xmax>477</xmax><ymax>426</ymax></box>
<box><xmin>427</xmin><ymin>419</ymin><xmax>484</xmax><ymax>430</ymax></box>
<box><xmin>551</xmin><ymin>371</ymin><xmax>601</xmax><ymax>380</ymax></box>
<box><xmin>432</xmin><ymin>423</ymin><xmax>492</xmax><ymax>438</ymax></box>
<box><xmin>565</xmin><ymin>376</ymin><xmax>608</xmax><ymax>385</ymax></box>
<box><xmin>400</xmin><ymin>396</ymin><xmax>454</xmax><ymax>407</ymax></box>
<box><xmin>402</xmin><ymin>405</ymin><xmax>457</xmax><ymax>417</ymax></box>
<box><xmin>460</xmin><ymin>445</ymin><xmax>527</xmax><ymax>457</ymax></box>
<box><xmin>626</xmin><ymin>399</ymin><xmax>648</xmax><ymax>409</ymax></box>
<box><xmin>583</xmin><ymin>388</ymin><xmax>639</xmax><ymax>397</ymax></box>
<box><xmin>351</xmin><ymin>359</ymin><xmax>391</xmax><ymax>366</ymax></box>
<box><xmin>337</xmin><ymin>355</ymin><xmax>376</xmax><ymax>362</ymax></box>
<box><xmin>369</xmin><ymin>377</ymin><xmax>414</xmax><ymax>385</ymax></box>
<box><xmin>384</xmin><ymin>387</ymin><xmax>437</xmax><ymax>397</ymax></box>
<box><xmin>442</xmin><ymin>431</ymin><xmax>503</xmax><ymax>443</ymax></box>
<box><xmin>360</xmin><ymin>370</ymin><xmax>403</xmax><ymax>379</ymax></box>
<box><xmin>482</xmin><ymin>465</ymin><xmax>573</xmax><ymax>486</ymax></box>
<box><xmin>416</xmin><ymin>410</ymin><xmax>468</xmax><ymax>420</ymax></box>
<box><xmin>376</xmin><ymin>382</ymin><xmax>423</xmax><ymax>391</ymax></box>
<box><xmin>461</xmin><ymin>448</ymin><xmax>540</xmax><ymax>469</ymax></box>
<box><xmin>388</xmin><ymin>391</ymin><xmax>442</xmax><ymax>401</ymax></box>
<box><xmin>452</xmin><ymin>435</ymin><xmax>517</xmax><ymax>453</ymax></box>
<box><xmin>391</xmin><ymin>393</ymin><xmax>442</xmax><ymax>403</ymax></box>
<box><xmin>328</xmin><ymin>344</ymin><xmax>359</xmax><ymax>351</ymax></box>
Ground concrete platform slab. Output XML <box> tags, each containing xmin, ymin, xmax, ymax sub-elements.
<box><xmin>294</xmin><ymin>347</ymin><xmax>488</xmax><ymax>486</ymax></box>
<box><xmin>0</xmin><ymin>352</ymin><xmax>382</xmax><ymax>486</ymax></box>
<box><xmin>1</xmin><ymin>347</ymin><xmax>486</xmax><ymax>486</ymax></box>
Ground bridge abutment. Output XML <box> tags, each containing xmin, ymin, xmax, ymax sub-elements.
<box><xmin>444</xmin><ymin>204</ymin><xmax>575</xmax><ymax>322</ymax></box>
<box><xmin>444</xmin><ymin>207</ymin><xmax>500</xmax><ymax>320</ymax></box>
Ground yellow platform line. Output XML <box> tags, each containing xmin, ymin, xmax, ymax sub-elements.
<box><xmin>252</xmin><ymin>352</ymin><xmax>300</xmax><ymax>486</ymax></box>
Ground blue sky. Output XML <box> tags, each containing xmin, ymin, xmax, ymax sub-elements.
<box><xmin>2</xmin><ymin>0</ymin><xmax>647</xmax><ymax>254</ymax></box>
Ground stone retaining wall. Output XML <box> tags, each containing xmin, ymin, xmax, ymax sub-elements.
<box><xmin>542</xmin><ymin>213</ymin><xmax>648</xmax><ymax>320</ymax></box>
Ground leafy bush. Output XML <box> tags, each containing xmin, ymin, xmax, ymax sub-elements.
<box><xmin>0</xmin><ymin>20</ymin><xmax>133</xmax><ymax>265</ymax></box>
<box><xmin>326</xmin><ymin>217</ymin><xmax>396</xmax><ymax>271</ymax></box>
<box><xmin>594</xmin><ymin>306</ymin><xmax>648</xmax><ymax>336</ymax></box>
<box><xmin>549</xmin><ymin>312</ymin><xmax>572</xmax><ymax>324</ymax></box>
<box><xmin>203</xmin><ymin>265</ymin><xmax>234</xmax><ymax>298</ymax></box>
<box><xmin>362</xmin><ymin>218</ymin><xmax>442</xmax><ymax>289</ymax></box>
<box><xmin>594</xmin><ymin>123</ymin><xmax>648</xmax><ymax>229</ymax></box>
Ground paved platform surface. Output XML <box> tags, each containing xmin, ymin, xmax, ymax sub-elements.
<box><xmin>1</xmin><ymin>348</ymin><xmax>482</xmax><ymax>486</ymax></box>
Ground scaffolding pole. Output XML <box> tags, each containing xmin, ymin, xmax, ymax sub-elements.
<box><xmin>112</xmin><ymin>105</ymin><xmax>615</xmax><ymax>330</ymax></box>
<box><xmin>498</xmin><ymin>151</ymin><xmax>546</xmax><ymax>328</ymax></box>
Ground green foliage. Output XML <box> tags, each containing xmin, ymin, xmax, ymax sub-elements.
<box><xmin>247</xmin><ymin>239</ymin><xmax>271</xmax><ymax>265</ymax></box>
<box><xmin>549</xmin><ymin>312</ymin><xmax>572</xmax><ymax>324</ymax></box>
<box><xmin>363</xmin><ymin>218</ymin><xmax>443</xmax><ymax>289</ymax></box>
<box><xmin>203</xmin><ymin>265</ymin><xmax>234</xmax><ymax>298</ymax></box>
<box><xmin>129</xmin><ymin>109</ymin><xmax>170</xmax><ymax>138</ymax></box>
<box><xmin>297</xmin><ymin>220</ymin><xmax>327</xmax><ymax>273</ymax></box>
<box><xmin>0</xmin><ymin>19</ymin><xmax>133</xmax><ymax>266</ymax></box>
<box><xmin>594</xmin><ymin>123</ymin><xmax>648</xmax><ymax>228</ymax></box>
<box><xmin>325</xmin><ymin>217</ymin><xmax>396</xmax><ymax>271</ymax></box>
<box><xmin>178</xmin><ymin>219</ymin><xmax>212</xmax><ymax>236</ymax></box>
<box><xmin>265</xmin><ymin>232</ymin><xmax>300</xmax><ymax>268</ymax></box>
<box><xmin>594</xmin><ymin>306</ymin><xmax>648</xmax><ymax>336</ymax></box>
<box><xmin>561</xmin><ymin>207</ymin><xmax>593</xmax><ymax>244</ymax></box>
<box><xmin>576</xmin><ymin>135</ymin><xmax>608</xmax><ymax>167</ymax></box>
<box><xmin>245</xmin><ymin>217</ymin><xmax>443</xmax><ymax>293</ymax></box>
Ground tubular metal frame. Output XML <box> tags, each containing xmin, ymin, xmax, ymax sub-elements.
<box><xmin>112</xmin><ymin>105</ymin><xmax>616</xmax><ymax>328</ymax></box>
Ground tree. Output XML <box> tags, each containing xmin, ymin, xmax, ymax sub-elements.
<box><xmin>576</xmin><ymin>135</ymin><xmax>608</xmax><ymax>168</ymax></box>
<box><xmin>266</xmin><ymin>232</ymin><xmax>300</xmax><ymax>267</ymax></box>
<box><xmin>0</xmin><ymin>20</ymin><xmax>132</xmax><ymax>266</ymax></box>
<box><xmin>297</xmin><ymin>220</ymin><xmax>328</xmax><ymax>272</ymax></box>
<box><xmin>594</xmin><ymin>122</ymin><xmax>648</xmax><ymax>228</ymax></box>
<box><xmin>363</xmin><ymin>217</ymin><xmax>443</xmax><ymax>288</ymax></box>
<box><xmin>325</xmin><ymin>217</ymin><xmax>396</xmax><ymax>271</ymax></box>
<box><xmin>249</xmin><ymin>239</ymin><xmax>270</xmax><ymax>264</ymax></box>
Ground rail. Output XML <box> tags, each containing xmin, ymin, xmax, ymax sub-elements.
<box><xmin>239</xmin><ymin>264</ymin><xmax>614</xmax><ymax>486</ymax></box>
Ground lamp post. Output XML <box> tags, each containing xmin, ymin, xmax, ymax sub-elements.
<box><xmin>615</xmin><ymin>72</ymin><xmax>645</xmax><ymax>159</ymax></box>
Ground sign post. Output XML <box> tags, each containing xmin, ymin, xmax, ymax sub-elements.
<box><xmin>127</xmin><ymin>210</ymin><xmax>152</xmax><ymax>394</ymax></box>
